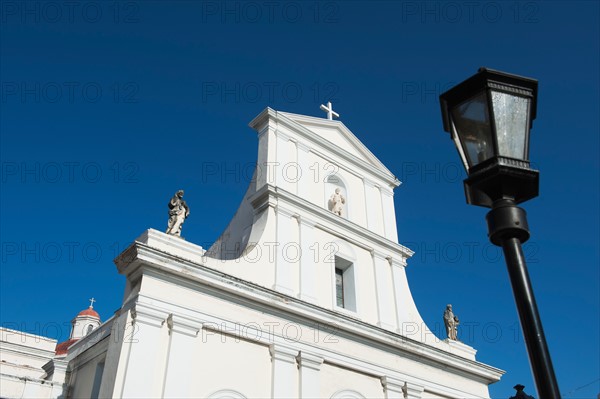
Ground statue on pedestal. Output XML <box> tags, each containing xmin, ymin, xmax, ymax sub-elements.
<box><xmin>509</xmin><ymin>384</ymin><xmax>535</xmax><ymax>399</ymax></box>
<box><xmin>166</xmin><ymin>190</ymin><xmax>189</xmax><ymax>237</ymax></box>
<box><xmin>330</xmin><ymin>188</ymin><xmax>346</xmax><ymax>216</ymax></box>
<box><xmin>443</xmin><ymin>304</ymin><xmax>460</xmax><ymax>341</ymax></box>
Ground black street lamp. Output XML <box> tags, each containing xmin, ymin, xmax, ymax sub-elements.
<box><xmin>439</xmin><ymin>68</ymin><xmax>561</xmax><ymax>398</ymax></box>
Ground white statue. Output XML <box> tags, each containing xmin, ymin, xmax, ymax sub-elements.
<box><xmin>330</xmin><ymin>188</ymin><xmax>346</xmax><ymax>216</ymax></box>
<box><xmin>443</xmin><ymin>304</ymin><xmax>459</xmax><ymax>341</ymax></box>
<box><xmin>166</xmin><ymin>190</ymin><xmax>190</xmax><ymax>237</ymax></box>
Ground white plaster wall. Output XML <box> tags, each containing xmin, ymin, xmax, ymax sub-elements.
<box><xmin>320</xmin><ymin>362</ymin><xmax>383</xmax><ymax>398</ymax></box>
<box><xmin>304</xmin><ymin>150</ymin><xmax>325</xmax><ymax>206</ymax></box>
<box><xmin>0</xmin><ymin>374</ymin><xmax>56</xmax><ymax>399</ymax></box>
<box><xmin>0</xmin><ymin>328</ymin><xmax>57</xmax><ymax>373</ymax></box>
<box><xmin>109</xmin><ymin>241</ymin><xmax>500</xmax><ymax>399</ymax></box>
<box><xmin>98</xmin><ymin>311</ymin><xmax>130</xmax><ymax>398</ymax></box>
<box><xmin>311</xmin><ymin>229</ymin><xmax>379</xmax><ymax>325</ymax></box>
<box><xmin>204</xmin><ymin>206</ymin><xmax>276</xmax><ymax>289</ymax></box>
<box><xmin>70</xmin><ymin>354</ymin><xmax>105</xmax><ymax>399</ymax></box>
<box><xmin>300</xmin><ymin>124</ymin><xmax>363</xmax><ymax>159</ymax></box>
<box><xmin>343</xmin><ymin>172</ymin><xmax>368</xmax><ymax>227</ymax></box>
<box><xmin>192</xmin><ymin>334</ymin><xmax>271</xmax><ymax>398</ymax></box>
<box><xmin>288</xmin><ymin>214</ymin><xmax>301</xmax><ymax>294</ymax></box>
<box><xmin>207</xmin><ymin>169</ymin><xmax>257</xmax><ymax>260</ymax></box>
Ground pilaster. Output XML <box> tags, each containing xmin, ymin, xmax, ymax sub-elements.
<box><xmin>277</xmin><ymin>130</ymin><xmax>293</xmax><ymax>192</ymax></box>
<box><xmin>372</xmin><ymin>252</ymin><xmax>397</xmax><ymax>330</ymax></box>
<box><xmin>298</xmin><ymin>216</ymin><xmax>318</xmax><ymax>303</ymax></box>
<box><xmin>380</xmin><ymin>187</ymin><xmax>398</xmax><ymax>242</ymax></box>
<box><xmin>296</xmin><ymin>141</ymin><xmax>311</xmax><ymax>198</ymax></box>
<box><xmin>404</xmin><ymin>382</ymin><xmax>425</xmax><ymax>399</ymax></box>
<box><xmin>162</xmin><ymin>314</ymin><xmax>202</xmax><ymax>398</ymax></box>
<box><xmin>297</xmin><ymin>351</ymin><xmax>324</xmax><ymax>398</ymax></box>
<box><xmin>390</xmin><ymin>257</ymin><xmax>410</xmax><ymax>332</ymax></box>
<box><xmin>381</xmin><ymin>376</ymin><xmax>405</xmax><ymax>399</ymax></box>
<box><xmin>273</xmin><ymin>207</ymin><xmax>296</xmax><ymax>295</ymax></box>
<box><xmin>269</xmin><ymin>344</ymin><xmax>298</xmax><ymax>399</ymax></box>
<box><xmin>364</xmin><ymin>178</ymin><xmax>385</xmax><ymax>235</ymax></box>
<box><xmin>120</xmin><ymin>305</ymin><xmax>169</xmax><ymax>399</ymax></box>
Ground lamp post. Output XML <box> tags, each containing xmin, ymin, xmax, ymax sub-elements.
<box><xmin>439</xmin><ymin>68</ymin><xmax>560</xmax><ymax>398</ymax></box>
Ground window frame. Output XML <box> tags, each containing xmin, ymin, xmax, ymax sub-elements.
<box><xmin>332</xmin><ymin>256</ymin><xmax>357</xmax><ymax>314</ymax></box>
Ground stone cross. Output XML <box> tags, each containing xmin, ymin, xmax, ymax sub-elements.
<box><xmin>320</xmin><ymin>101</ymin><xmax>339</xmax><ymax>120</ymax></box>
<box><xmin>89</xmin><ymin>297</ymin><xmax>96</xmax><ymax>308</ymax></box>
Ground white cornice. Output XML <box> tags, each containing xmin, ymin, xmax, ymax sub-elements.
<box><xmin>0</xmin><ymin>342</ymin><xmax>56</xmax><ymax>361</ymax></box>
<box><xmin>115</xmin><ymin>240</ymin><xmax>504</xmax><ymax>385</ymax></box>
<box><xmin>248</xmin><ymin>184</ymin><xmax>414</xmax><ymax>259</ymax></box>
<box><xmin>248</xmin><ymin>107</ymin><xmax>277</xmax><ymax>131</ymax></box>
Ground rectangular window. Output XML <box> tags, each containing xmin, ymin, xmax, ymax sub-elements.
<box><xmin>335</xmin><ymin>268</ymin><xmax>344</xmax><ymax>307</ymax></box>
<box><xmin>334</xmin><ymin>257</ymin><xmax>356</xmax><ymax>312</ymax></box>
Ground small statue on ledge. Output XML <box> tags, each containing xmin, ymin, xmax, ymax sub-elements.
<box><xmin>330</xmin><ymin>188</ymin><xmax>346</xmax><ymax>217</ymax></box>
<box><xmin>509</xmin><ymin>384</ymin><xmax>535</xmax><ymax>399</ymax></box>
<box><xmin>166</xmin><ymin>190</ymin><xmax>190</xmax><ymax>237</ymax></box>
<box><xmin>443</xmin><ymin>304</ymin><xmax>460</xmax><ymax>341</ymax></box>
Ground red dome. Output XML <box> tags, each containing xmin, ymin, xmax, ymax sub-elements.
<box><xmin>77</xmin><ymin>307</ymin><xmax>100</xmax><ymax>319</ymax></box>
<box><xmin>55</xmin><ymin>338</ymin><xmax>78</xmax><ymax>355</ymax></box>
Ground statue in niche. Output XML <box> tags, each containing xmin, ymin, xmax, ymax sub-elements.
<box><xmin>166</xmin><ymin>190</ymin><xmax>190</xmax><ymax>237</ymax></box>
<box><xmin>443</xmin><ymin>304</ymin><xmax>460</xmax><ymax>341</ymax></box>
<box><xmin>329</xmin><ymin>188</ymin><xmax>346</xmax><ymax>217</ymax></box>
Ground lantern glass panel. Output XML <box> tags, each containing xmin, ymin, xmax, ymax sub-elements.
<box><xmin>491</xmin><ymin>90</ymin><xmax>530</xmax><ymax>161</ymax></box>
<box><xmin>450</xmin><ymin>91</ymin><xmax>495</xmax><ymax>168</ymax></box>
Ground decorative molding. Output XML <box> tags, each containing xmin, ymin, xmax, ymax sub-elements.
<box><xmin>296</xmin><ymin>351</ymin><xmax>324</xmax><ymax>371</ymax></box>
<box><xmin>381</xmin><ymin>376</ymin><xmax>405</xmax><ymax>398</ymax></box>
<box><xmin>248</xmin><ymin>183</ymin><xmax>411</xmax><ymax>259</ymax></box>
<box><xmin>362</xmin><ymin>177</ymin><xmax>376</xmax><ymax>188</ymax></box>
<box><xmin>297</xmin><ymin>214</ymin><xmax>316</xmax><ymax>227</ymax></box>
<box><xmin>380</xmin><ymin>186</ymin><xmax>394</xmax><ymax>197</ymax></box>
<box><xmin>277</xmin><ymin>129</ymin><xmax>292</xmax><ymax>142</ymax></box>
<box><xmin>372</xmin><ymin>251</ymin><xmax>389</xmax><ymax>262</ymax></box>
<box><xmin>249</xmin><ymin>184</ymin><xmax>278</xmax><ymax>214</ymax></box>
<box><xmin>164</xmin><ymin>313</ymin><xmax>201</xmax><ymax>337</ymax></box>
<box><xmin>296</xmin><ymin>140</ymin><xmax>310</xmax><ymax>153</ymax></box>
<box><xmin>130</xmin><ymin>304</ymin><xmax>169</xmax><ymax>328</ymax></box>
<box><xmin>403</xmin><ymin>382</ymin><xmax>425</xmax><ymax>399</ymax></box>
<box><xmin>248</xmin><ymin>107</ymin><xmax>277</xmax><ymax>134</ymax></box>
<box><xmin>271</xmin><ymin>186</ymin><xmax>414</xmax><ymax>258</ymax></box>
<box><xmin>390</xmin><ymin>257</ymin><xmax>407</xmax><ymax>268</ymax></box>
<box><xmin>363</xmin><ymin>178</ymin><xmax>379</xmax><ymax>189</ymax></box>
<box><xmin>269</xmin><ymin>344</ymin><xmax>298</xmax><ymax>364</ymax></box>
<box><xmin>276</xmin><ymin>205</ymin><xmax>297</xmax><ymax>219</ymax></box>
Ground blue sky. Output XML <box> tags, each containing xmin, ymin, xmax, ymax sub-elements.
<box><xmin>1</xmin><ymin>1</ymin><xmax>598</xmax><ymax>397</ymax></box>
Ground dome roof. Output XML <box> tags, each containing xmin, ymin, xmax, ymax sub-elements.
<box><xmin>77</xmin><ymin>307</ymin><xmax>100</xmax><ymax>319</ymax></box>
<box><xmin>55</xmin><ymin>338</ymin><xmax>78</xmax><ymax>355</ymax></box>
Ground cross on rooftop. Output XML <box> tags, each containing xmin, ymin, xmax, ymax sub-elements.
<box><xmin>320</xmin><ymin>101</ymin><xmax>339</xmax><ymax>120</ymax></box>
<box><xmin>89</xmin><ymin>297</ymin><xmax>96</xmax><ymax>308</ymax></box>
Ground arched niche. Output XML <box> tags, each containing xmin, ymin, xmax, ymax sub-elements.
<box><xmin>207</xmin><ymin>389</ymin><xmax>247</xmax><ymax>399</ymax></box>
<box><xmin>331</xmin><ymin>389</ymin><xmax>367</xmax><ymax>399</ymax></box>
<box><xmin>325</xmin><ymin>173</ymin><xmax>348</xmax><ymax>219</ymax></box>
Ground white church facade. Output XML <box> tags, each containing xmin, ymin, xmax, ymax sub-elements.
<box><xmin>0</xmin><ymin>107</ymin><xmax>504</xmax><ymax>398</ymax></box>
